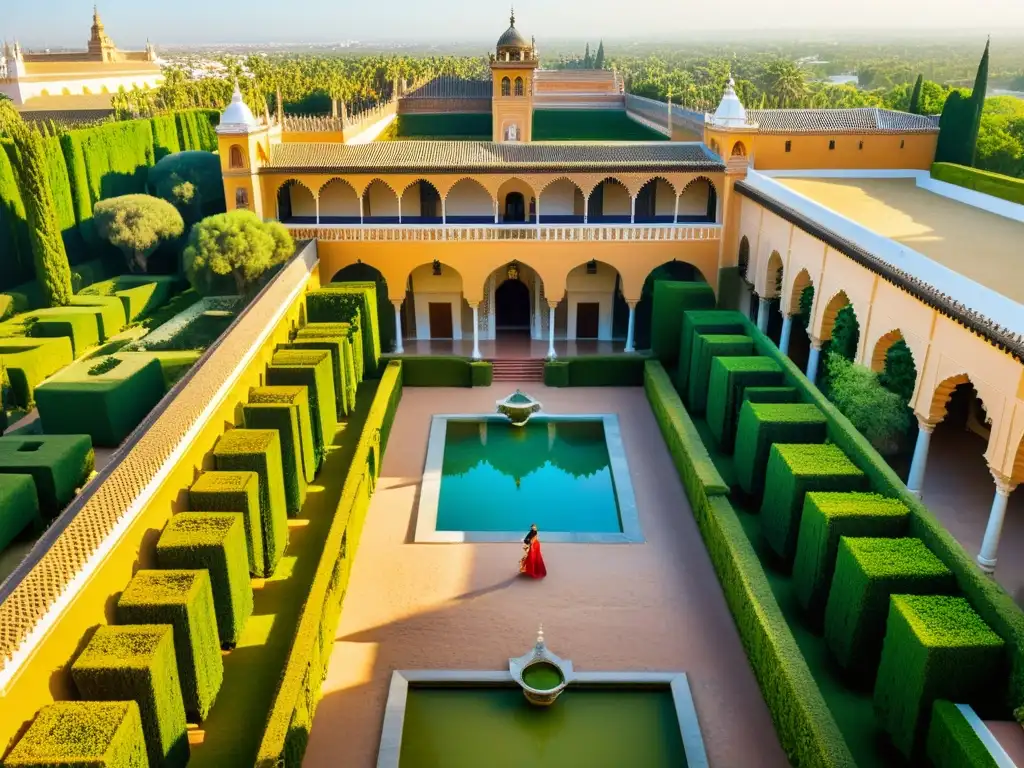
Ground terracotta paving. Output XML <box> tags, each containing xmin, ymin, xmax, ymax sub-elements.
<box><xmin>400</xmin><ymin>333</ymin><xmax>627</xmax><ymax>360</ymax></box>
<box><xmin>304</xmin><ymin>385</ymin><xmax>787</xmax><ymax>767</ymax></box>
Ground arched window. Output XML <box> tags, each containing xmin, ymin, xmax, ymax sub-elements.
<box><xmin>229</xmin><ymin>145</ymin><xmax>245</xmax><ymax>169</ymax></box>
<box><xmin>501</xmin><ymin>77</ymin><xmax>511</xmax><ymax>97</ymax></box>
<box><xmin>235</xmin><ymin>188</ymin><xmax>249</xmax><ymax>210</ymax></box>
<box><xmin>514</xmin><ymin>77</ymin><xmax>524</xmax><ymax>97</ymax></box>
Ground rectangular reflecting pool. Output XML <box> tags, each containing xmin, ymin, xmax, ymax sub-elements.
<box><xmin>415</xmin><ymin>415</ymin><xmax>642</xmax><ymax>543</ymax></box>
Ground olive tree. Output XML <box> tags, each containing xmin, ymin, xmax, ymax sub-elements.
<box><xmin>183</xmin><ymin>210</ymin><xmax>293</xmax><ymax>296</ymax></box>
<box><xmin>93</xmin><ymin>194</ymin><xmax>185</xmax><ymax>273</ymax></box>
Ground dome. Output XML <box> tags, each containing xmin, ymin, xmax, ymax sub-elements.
<box><xmin>712</xmin><ymin>78</ymin><xmax>751</xmax><ymax>128</ymax></box>
<box><xmin>497</xmin><ymin>11</ymin><xmax>529</xmax><ymax>50</ymax></box>
<box><xmin>217</xmin><ymin>83</ymin><xmax>259</xmax><ymax>134</ymax></box>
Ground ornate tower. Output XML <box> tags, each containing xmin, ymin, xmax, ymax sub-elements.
<box><xmin>87</xmin><ymin>6</ymin><xmax>119</xmax><ymax>62</ymax></box>
<box><xmin>490</xmin><ymin>10</ymin><xmax>538</xmax><ymax>143</ymax></box>
<box><xmin>217</xmin><ymin>83</ymin><xmax>275</xmax><ymax>218</ymax></box>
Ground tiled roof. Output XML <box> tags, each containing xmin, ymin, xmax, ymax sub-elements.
<box><xmin>746</xmin><ymin>108</ymin><xmax>939</xmax><ymax>135</ymax></box>
<box><xmin>267</xmin><ymin>140</ymin><xmax>723</xmax><ymax>173</ymax></box>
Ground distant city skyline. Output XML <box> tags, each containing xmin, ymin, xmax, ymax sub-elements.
<box><xmin>2</xmin><ymin>0</ymin><xmax>1022</xmax><ymax>49</ymax></box>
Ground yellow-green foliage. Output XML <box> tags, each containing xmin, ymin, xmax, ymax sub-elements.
<box><xmin>29</xmin><ymin>306</ymin><xmax>102</xmax><ymax>357</ymax></box>
<box><xmin>874</xmin><ymin>595</ymin><xmax>1005</xmax><ymax>759</ymax></box>
<box><xmin>4</xmin><ymin>701</ymin><xmax>148</xmax><ymax>768</ymax></box>
<box><xmin>0</xmin><ymin>139</ymin><xmax>33</xmax><ymax>291</ymax></box>
<box><xmin>116</xmin><ymin>570</ymin><xmax>224</xmax><ymax>721</ymax></box>
<box><xmin>80</xmin><ymin>275</ymin><xmax>178</xmax><ymax>322</ymax></box>
<box><xmin>686</xmin><ymin>333</ymin><xmax>754</xmax><ymax>414</ymax></box>
<box><xmin>297</xmin><ymin>321</ymin><xmax>363</xmax><ymax>385</ymax></box>
<box><xmin>734</xmin><ymin>401</ymin><xmax>828</xmax><ymax>497</ymax></box>
<box><xmin>650</xmin><ymin>281</ymin><xmax>717</xmax><ymax>369</ymax></box>
<box><xmin>0</xmin><ymin>474</ymin><xmax>40</xmax><ymax>554</ymax></box>
<box><xmin>932</xmin><ymin>162</ymin><xmax>1024</xmax><ymax>205</ymax></box>
<box><xmin>213</xmin><ymin>430</ymin><xmax>289</xmax><ymax>576</ymax></box>
<box><xmin>71</xmin><ymin>624</ymin><xmax>189</xmax><ymax>768</ymax></box>
<box><xmin>0</xmin><ymin>336</ymin><xmax>74</xmax><ymax>407</ymax></box>
<box><xmin>68</xmin><ymin>295</ymin><xmax>127</xmax><ymax>339</ymax></box>
<box><xmin>243</xmin><ymin>402</ymin><xmax>307</xmax><ymax>516</ymax></box>
<box><xmin>306</xmin><ymin>283</ymin><xmax>380</xmax><ymax>374</ymax></box>
<box><xmin>0</xmin><ymin>434</ymin><xmax>94</xmax><ymax>518</ymax></box>
<box><xmin>927</xmin><ymin>700</ymin><xmax>1001</xmax><ymax>768</ymax></box>
<box><xmin>282</xmin><ymin>336</ymin><xmax>350</xmax><ymax>417</ymax></box>
<box><xmin>267</xmin><ymin>349</ymin><xmax>337</xmax><ymax>466</ymax></box>
<box><xmin>250</xmin><ymin>386</ymin><xmax>316</xmax><ymax>482</ymax></box>
<box><xmin>156</xmin><ymin>512</ymin><xmax>253</xmax><ymax>647</ymax></box>
<box><xmin>544</xmin><ymin>360</ymin><xmax>570</xmax><ymax>387</ymax></box>
<box><xmin>705</xmin><ymin>355</ymin><xmax>784</xmax><ymax>451</ymax></box>
<box><xmin>188</xmin><ymin>471</ymin><xmax>264</xmax><ymax>577</ymax></box>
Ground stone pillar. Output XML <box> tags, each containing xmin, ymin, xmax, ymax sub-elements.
<box><xmin>977</xmin><ymin>471</ymin><xmax>1018</xmax><ymax>574</ymax></box>
<box><xmin>494</xmin><ymin>199</ymin><xmax>499</xmax><ymax>224</ymax></box>
<box><xmin>806</xmin><ymin>337</ymin><xmax>822</xmax><ymax>385</ymax></box>
<box><xmin>583</xmin><ymin>196</ymin><xmax>589</xmax><ymax>224</ymax></box>
<box><xmin>779</xmin><ymin>314</ymin><xmax>793</xmax><ymax>356</ymax></box>
<box><xmin>358</xmin><ymin>196</ymin><xmax>364</xmax><ymax>225</ymax></box>
<box><xmin>536</xmin><ymin>195</ymin><xmax>541</xmax><ymax>228</ymax></box>
<box><xmin>625</xmin><ymin>302</ymin><xmax>637</xmax><ymax>353</ymax></box>
<box><xmin>442</xmin><ymin>198</ymin><xmax>447</xmax><ymax>225</ymax></box>
<box><xmin>315</xmin><ymin>198</ymin><xmax>320</xmax><ymax>226</ymax></box>
<box><xmin>673</xmin><ymin>195</ymin><xmax>680</xmax><ymax>224</ymax></box>
<box><xmin>547</xmin><ymin>302</ymin><xmax>557</xmax><ymax>359</ymax></box>
<box><xmin>397</xmin><ymin>197</ymin><xmax>402</xmax><ymax>225</ymax></box>
<box><xmin>470</xmin><ymin>303</ymin><xmax>482</xmax><ymax>361</ymax></box>
<box><xmin>906</xmin><ymin>417</ymin><xmax>936</xmax><ymax>498</ymax></box>
<box><xmin>756</xmin><ymin>297</ymin><xmax>771</xmax><ymax>333</ymax></box>
<box><xmin>392</xmin><ymin>300</ymin><xmax>404</xmax><ymax>354</ymax></box>
<box><xmin>630</xmin><ymin>196</ymin><xmax>636</xmax><ymax>224</ymax></box>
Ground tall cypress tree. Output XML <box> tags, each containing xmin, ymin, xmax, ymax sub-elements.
<box><xmin>935</xmin><ymin>91</ymin><xmax>973</xmax><ymax>166</ymax></box>
<box><xmin>908</xmin><ymin>74</ymin><xmax>923</xmax><ymax>114</ymax></box>
<box><xmin>595</xmin><ymin>41</ymin><xmax>606</xmax><ymax>70</ymax></box>
<box><xmin>584</xmin><ymin>43</ymin><xmax>592</xmax><ymax>69</ymax></box>
<box><xmin>967</xmin><ymin>37</ymin><xmax>990</xmax><ymax>165</ymax></box>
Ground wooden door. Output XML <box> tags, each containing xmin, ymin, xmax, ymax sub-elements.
<box><xmin>576</xmin><ymin>302</ymin><xmax>600</xmax><ymax>339</ymax></box>
<box><xmin>428</xmin><ymin>302</ymin><xmax>453</xmax><ymax>339</ymax></box>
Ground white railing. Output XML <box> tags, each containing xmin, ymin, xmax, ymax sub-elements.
<box><xmin>284</xmin><ymin>222</ymin><xmax>721</xmax><ymax>243</ymax></box>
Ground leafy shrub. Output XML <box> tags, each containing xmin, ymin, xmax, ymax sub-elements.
<box><xmin>0</xmin><ymin>336</ymin><xmax>73</xmax><ymax>407</ymax></box>
<box><xmin>148</xmin><ymin>151</ymin><xmax>226</xmax><ymax>224</ymax></box>
<box><xmin>650</xmin><ymin>281</ymin><xmax>717</xmax><ymax>368</ymax></box>
<box><xmin>267</xmin><ymin>349</ymin><xmax>338</xmax><ymax>464</ymax></box>
<box><xmin>156</xmin><ymin>512</ymin><xmax>253</xmax><ymax>648</ymax></box>
<box><xmin>69</xmin><ymin>295</ymin><xmax>127</xmax><ymax>340</ymax></box>
<box><xmin>4</xmin><ymin>701</ymin><xmax>148</xmax><ymax>768</ymax></box>
<box><xmin>705</xmin><ymin>355</ymin><xmax>784</xmax><ymax>452</ymax></box>
<box><xmin>470</xmin><ymin>361</ymin><xmax>493</xmax><ymax>387</ymax></box>
<box><xmin>116</xmin><ymin>570</ymin><xmax>224</xmax><ymax>722</ymax></box>
<box><xmin>36</xmin><ymin>354</ymin><xmax>165</xmax><ymax>447</ymax></box>
<box><xmin>184</xmin><ymin>210</ymin><xmax>293</xmax><ymax>296</ymax></box>
<box><xmin>544</xmin><ymin>361</ymin><xmax>569</xmax><ymax>387</ymax></box>
<box><xmin>926</xmin><ymin>700</ymin><xmax>1001</xmax><ymax>768</ymax></box>
<box><xmin>828</xmin><ymin>305</ymin><xmax>860</xmax><ymax>363</ymax></box>
<box><xmin>793</xmin><ymin>492</ymin><xmax>910</xmax><ymax>619</ymax></box>
<box><xmin>93</xmin><ymin>195</ymin><xmax>185</xmax><ymax>273</ymax></box>
<box><xmin>306</xmin><ymin>283</ymin><xmax>380</xmax><ymax>374</ymax></box>
<box><xmin>213</xmin><ymin>430</ymin><xmax>289</xmax><ymax>576</ymax></box>
<box><xmin>825</xmin><ymin>353</ymin><xmax>911</xmax><ymax>456</ymax></box>
<box><xmin>243</xmin><ymin>402</ymin><xmax>307</xmax><ymax>517</ymax></box>
<box><xmin>0</xmin><ymin>473</ymin><xmax>40</xmax><ymax>554</ymax></box>
<box><xmin>880</xmin><ymin>339</ymin><xmax>917</xmax><ymax>404</ymax></box>
<box><xmin>676</xmin><ymin>310</ymin><xmax>747</xmax><ymax>392</ymax></box>
<box><xmin>932</xmin><ymin>161</ymin><xmax>1024</xmax><ymax>206</ymax></box>
<box><xmin>0</xmin><ymin>434</ymin><xmax>94</xmax><ymax>517</ymax></box>
<box><xmin>760</xmin><ymin>443</ymin><xmax>866</xmax><ymax>561</ymax></box>
<box><xmin>733</xmin><ymin>401</ymin><xmax>828</xmax><ymax>498</ymax></box>
<box><xmin>249</xmin><ymin>386</ymin><xmax>316</xmax><ymax>483</ymax></box>
<box><xmin>825</xmin><ymin>538</ymin><xmax>956</xmax><ymax>676</ymax></box>
<box><xmin>874</xmin><ymin>595</ymin><xmax>1005</xmax><ymax>759</ymax></box>
<box><xmin>282</xmin><ymin>337</ymin><xmax>349</xmax><ymax>417</ymax></box>
<box><xmin>189</xmin><ymin>471</ymin><xmax>264</xmax><ymax>577</ymax></box>
<box><xmin>71</xmin><ymin>624</ymin><xmax>189</xmax><ymax>768</ymax></box>
<box><xmin>686</xmin><ymin>334</ymin><xmax>753</xmax><ymax>414</ymax></box>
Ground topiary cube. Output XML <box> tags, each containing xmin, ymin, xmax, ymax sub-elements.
<box><xmin>793</xmin><ymin>492</ymin><xmax>910</xmax><ymax>619</ymax></box>
<box><xmin>705</xmin><ymin>355</ymin><xmax>784</xmax><ymax>452</ymax></box>
<box><xmin>825</xmin><ymin>537</ymin><xmax>956</xmax><ymax>677</ymax></box>
<box><xmin>0</xmin><ymin>473</ymin><xmax>41</xmax><ymax>553</ymax></box>
<box><xmin>69</xmin><ymin>295</ymin><xmax>128</xmax><ymax>340</ymax></box>
<box><xmin>156</xmin><ymin>513</ymin><xmax>253</xmax><ymax>647</ymax></box>
<box><xmin>0</xmin><ymin>336</ymin><xmax>74</xmax><ymax>408</ymax></box>
<box><xmin>29</xmin><ymin>306</ymin><xmax>102</xmax><ymax>357</ymax></box>
<box><xmin>676</xmin><ymin>309</ymin><xmax>747</xmax><ymax>392</ymax></box>
<box><xmin>734</xmin><ymin>402</ymin><xmax>828</xmax><ymax>497</ymax></box>
<box><xmin>213</xmin><ymin>430</ymin><xmax>288</xmax><ymax>576</ymax></box>
<box><xmin>926</xmin><ymin>699</ymin><xmax>1000</xmax><ymax>768</ymax></box>
<box><xmin>188</xmin><ymin>471</ymin><xmax>263</xmax><ymax>577</ymax></box>
<box><xmin>281</xmin><ymin>337</ymin><xmax>349</xmax><ymax>417</ymax></box>
<box><xmin>243</xmin><ymin>402</ymin><xmax>307</xmax><ymax>516</ymax></box>
<box><xmin>297</xmin><ymin>321</ymin><xmax>363</xmax><ymax>385</ymax></box>
<box><xmin>306</xmin><ymin>283</ymin><xmax>379</xmax><ymax>375</ymax></box>
<box><xmin>0</xmin><ymin>434</ymin><xmax>94</xmax><ymax>518</ymax></box>
<box><xmin>686</xmin><ymin>334</ymin><xmax>754</xmax><ymax>415</ymax></box>
<box><xmin>760</xmin><ymin>444</ymin><xmax>866</xmax><ymax>562</ymax></box>
<box><xmin>116</xmin><ymin>570</ymin><xmax>224</xmax><ymax>722</ymax></box>
<box><xmin>249</xmin><ymin>386</ymin><xmax>316</xmax><ymax>482</ymax></box>
<box><xmin>71</xmin><ymin>624</ymin><xmax>189</xmax><ymax>768</ymax></box>
<box><xmin>4</xmin><ymin>701</ymin><xmax>148</xmax><ymax>768</ymax></box>
<box><xmin>267</xmin><ymin>349</ymin><xmax>337</xmax><ymax>465</ymax></box>
<box><xmin>35</xmin><ymin>355</ymin><xmax>166</xmax><ymax>447</ymax></box>
<box><xmin>470</xmin><ymin>361</ymin><xmax>493</xmax><ymax>387</ymax></box>
<box><xmin>874</xmin><ymin>595</ymin><xmax>1005</xmax><ymax>759</ymax></box>
<box><xmin>650</xmin><ymin>281</ymin><xmax>717</xmax><ymax>369</ymax></box>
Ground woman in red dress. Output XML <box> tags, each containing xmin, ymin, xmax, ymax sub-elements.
<box><xmin>519</xmin><ymin>524</ymin><xmax>547</xmax><ymax>579</ymax></box>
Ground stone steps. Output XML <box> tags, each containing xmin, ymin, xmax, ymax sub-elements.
<box><xmin>489</xmin><ymin>359</ymin><xmax>545</xmax><ymax>383</ymax></box>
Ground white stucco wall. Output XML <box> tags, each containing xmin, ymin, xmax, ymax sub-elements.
<box><xmin>365</xmin><ymin>181</ymin><xmax>399</xmax><ymax>217</ymax></box>
<box><xmin>319</xmin><ymin>180</ymin><xmax>360</xmax><ymax>217</ymax></box>
<box><xmin>446</xmin><ymin>180</ymin><xmax>493</xmax><ymax>217</ymax></box>
<box><xmin>600</xmin><ymin>181</ymin><xmax>631</xmax><ymax>216</ymax></box>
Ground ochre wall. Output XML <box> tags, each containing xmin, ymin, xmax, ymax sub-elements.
<box><xmin>752</xmin><ymin>133</ymin><xmax>937</xmax><ymax>171</ymax></box>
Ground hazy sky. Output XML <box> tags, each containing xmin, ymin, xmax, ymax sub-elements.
<box><xmin>2</xmin><ymin>0</ymin><xmax>1020</xmax><ymax>47</ymax></box>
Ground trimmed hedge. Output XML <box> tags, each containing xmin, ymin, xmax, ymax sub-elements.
<box><xmin>0</xmin><ymin>474</ymin><xmax>40</xmax><ymax>554</ymax></box>
<box><xmin>267</xmin><ymin>349</ymin><xmax>338</xmax><ymax>465</ymax></box>
<box><xmin>932</xmin><ymin>162</ymin><xmax>1024</xmax><ymax>206</ymax></box>
<box><xmin>743</xmin><ymin>385</ymin><xmax>800</xmax><ymax>409</ymax></box>
<box><xmin>706</xmin><ymin>355</ymin><xmax>784</xmax><ymax>452</ymax></box>
<box><xmin>68</xmin><ymin>295</ymin><xmax>127</xmax><ymax>340</ymax></box>
<box><xmin>244</xmin><ymin>402</ymin><xmax>307</xmax><ymax>516</ymax></box>
<box><xmin>156</xmin><ymin>512</ymin><xmax>253</xmax><ymax>648</ymax></box>
<box><xmin>71</xmin><ymin>624</ymin><xmax>189</xmax><ymax>768</ymax></box>
<box><xmin>305</xmin><ymin>283</ymin><xmax>380</xmax><ymax>375</ymax></box>
<box><xmin>874</xmin><ymin>595</ymin><xmax>1005</xmax><ymax>759</ymax></box>
<box><xmin>116</xmin><ymin>570</ymin><xmax>224</xmax><ymax>722</ymax></box>
<box><xmin>793</xmin><ymin>492</ymin><xmax>910</xmax><ymax>619</ymax></box>
<box><xmin>650</xmin><ymin>281</ymin><xmax>717</xmax><ymax>368</ymax></box>
<box><xmin>544</xmin><ymin>361</ymin><xmax>570</xmax><ymax>387</ymax></box>
<box><xmin>760</xmin><ymin>443</ymin><xmax>866</xmax><ymax>562</ymax></box>
<box><xmin>470</xmin><ymin>361</ymin><xmax>493</xmax><ymax>387</ymax></box>
<box><xmin>4</xmin><ymin>700</ymin><xmax>148</xmax><ymax>768</ymax></box>
<box><xmin>677</xmin><ymin>310</ymin><xmax>747</xmax><ymax>392</ymax></box>
<box><xmin>30</xmin><ymin>307</ymin><xmax>102</xmax><ymax>357</ymax></box>
<box><xmin>0</xmin><ymin>336</ymin><xmax>74</xmax><ymax>408</ymax></box>
<box><xmin>36</xmin><ymin>354</ymin><xmax>166</xmax><ymax>447</ymax></box>
<box><xmin>643</xmin><ymin>361</ymin><xmax>856</xmax><ymax>768</ymax></box>
<box><xmin>122</xmin><ymin>350</ymin><xmax>200</xmax><ymax>391</ymax></box>
<box><xmin>213</xmin><ymin>430</ymin><xmax>289</xmax><ymax>576</ymax></box>
<box><xmin>282</xmin><ymin>337</ymin><xmax>350</xmax><ymax>417</ymax></box>
<box><xmin>189</xmin><ymin>471</ymin><xmax>264</xmax><ymax>577</ymax></box>
<box><xmin>825</xmin><ymin>537</ymin><xmax>956</xmax><ymax>676</ymax></box>
<box><xmin>0</xmin><ymin>434</ymin><xmax>94</xmax><ymax>517</ymax></box>
<box><xmin>686</xmin><ymin>333</ymin><xmax>754</xmax><ymax>414</ymax></box>
<box><xmin>384</xmin><ymin>355</ymin><xmax>473</xmax><ymax>387</ymax></box>
<box><xmin>734</xmin><ymin>402</ymin><xmax>828</xmax><ymax>498</ymax></box>
<box><xmin>297</xmin><ymin>322</ymin><xmax>363</xmax><ymax>385</ymax></box>
<box><xmin>250</xmin><ymin>386</ymin><xmax>316</xmax><ymax>483</ymax></box>
<box><xmin>80</xmin><ymin>276</ymin><xmax>177</xmax><ymax>323</ymax></box>
<box><xmin>926</xmin><ymin>700</ymin><xmax>1000</xmax><ymax>768</ymax></box>
<box><xmin>566</xmin><ymin>355</ymin><xmax>646</xmax><ymax>386</ymax></box>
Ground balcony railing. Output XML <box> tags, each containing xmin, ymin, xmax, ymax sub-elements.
<box><xmin>282</xmin><ymin>222</ymin><xmax>722</xmax><ymax>243</ymax></box>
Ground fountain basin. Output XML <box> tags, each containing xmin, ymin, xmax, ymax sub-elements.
<box><xmin>496</xmin><ymin>390</ymin><xmax>542</xmax><ymax>426</ymax></box>
<box><xmin>522</xmin><ymin>661</ymin><xmax>564</xmax><ymax>692</ymax></box>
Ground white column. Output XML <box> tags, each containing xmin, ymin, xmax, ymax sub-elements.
<box><xmin>625</xmin><ymin>302</ymin><xmax>637</xmax><ymax>353</ymax></box>
<box><xmin>392</xmin><ymin>300</ymin><xmax>404</xmax><ymax>354</ymax></box>
<box><xmin>756</xmin><ymin>297</ymin><xmax>771</xmax><ymax>333</ymax></box>
<box><xmin>358</xmin><ymin>196</ymin><xmax>364</xmax><ymax>225</ymax></box>
<box><xmin>470</xmin><ymin>303</ymin><xmax>482</xmax><ymax>360</ymax></box>
<box><xmin>547</xmin><ymin>303</ymin><xmax>557</xmax><ymax>359</ymax></box>
<box><xmin>494</xmin><ymin>199</ymin><xmax>499</xmax><ymax>224</ymax></box>
<box><xmin>630</xmin><ymin>196</ymin><xmax>636</xmax><ymax>224</ymax></box>
<box><xmin>673</xmin><ymin>195</ymin><xmax>680</xmax><ymax>224</ymax></box>
<box><xmin>536</xmin><ymin>195</ymin><xmax>541</xmax><ymax>228</ymax></box>
<box><xmin>779</xmin><ymin>314</ymin><xmax>793</xmax><ymax>356</ymax></box>
<box><xmin>906</xmin><ymin>417</ymin><xmax>936</xmax><ymax>498</ymax></box>
<box><xmin>977</xmin><ymin>471</ymin><xmax>1018</xmax><ymax>574</ymax></box>
<box><xmin>583</xmin><ymin>196</ymin><xmax>589</xmax><ymax>224</ymax></box>
<box><xmin>397</xmin><ymin>196</ymin><xmax>402</xmax><ymax>224</ymax></box>
<box><xmin>806</xmin><ymin>337</ymin><xmax>822</xmax><ymax>385</ymax></box>
<box><xmin>315</xmin><ymin>198</ymin><xmax>320</xmax><ymax>226</ymax></box>
<box><xmin>442</xmin><ymin>198</ymin><xmax>447</xmax><ymax>225</ymax></box>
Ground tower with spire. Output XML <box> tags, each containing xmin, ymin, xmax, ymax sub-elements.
<box><xmin>490</xmin><ymin>8</ymin><xmax>538</xmax><ymax>143</ymax></box>
<box><xmin>217</xmin><ymin>82</ymin><xmax>278</xmax><ymax>219</ymax></box>
<box><xmin>87</xmin><ymin>6</ymin><xmax>118</xmax><ymax>62</ymax></box>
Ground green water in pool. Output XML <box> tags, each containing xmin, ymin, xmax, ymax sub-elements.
<box><xmin>522</xmin><ymin>662</ymin><xmax>563</xmax><ymax>691</ymax></box>
<box><xmin>399</xmin><ymin>686</ymin><xmax>687</xmax><ymax>768</ymax></box>
<box><xmin>437</xmin><ymin>420</ymin><xmax>621</xmax><ymax>533</ymax></box>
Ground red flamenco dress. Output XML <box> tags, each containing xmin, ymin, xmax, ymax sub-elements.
<box><xmin>520</xmin><ymin>531</ymin><xmax>547</xmax><ymax>579</ymax></box>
